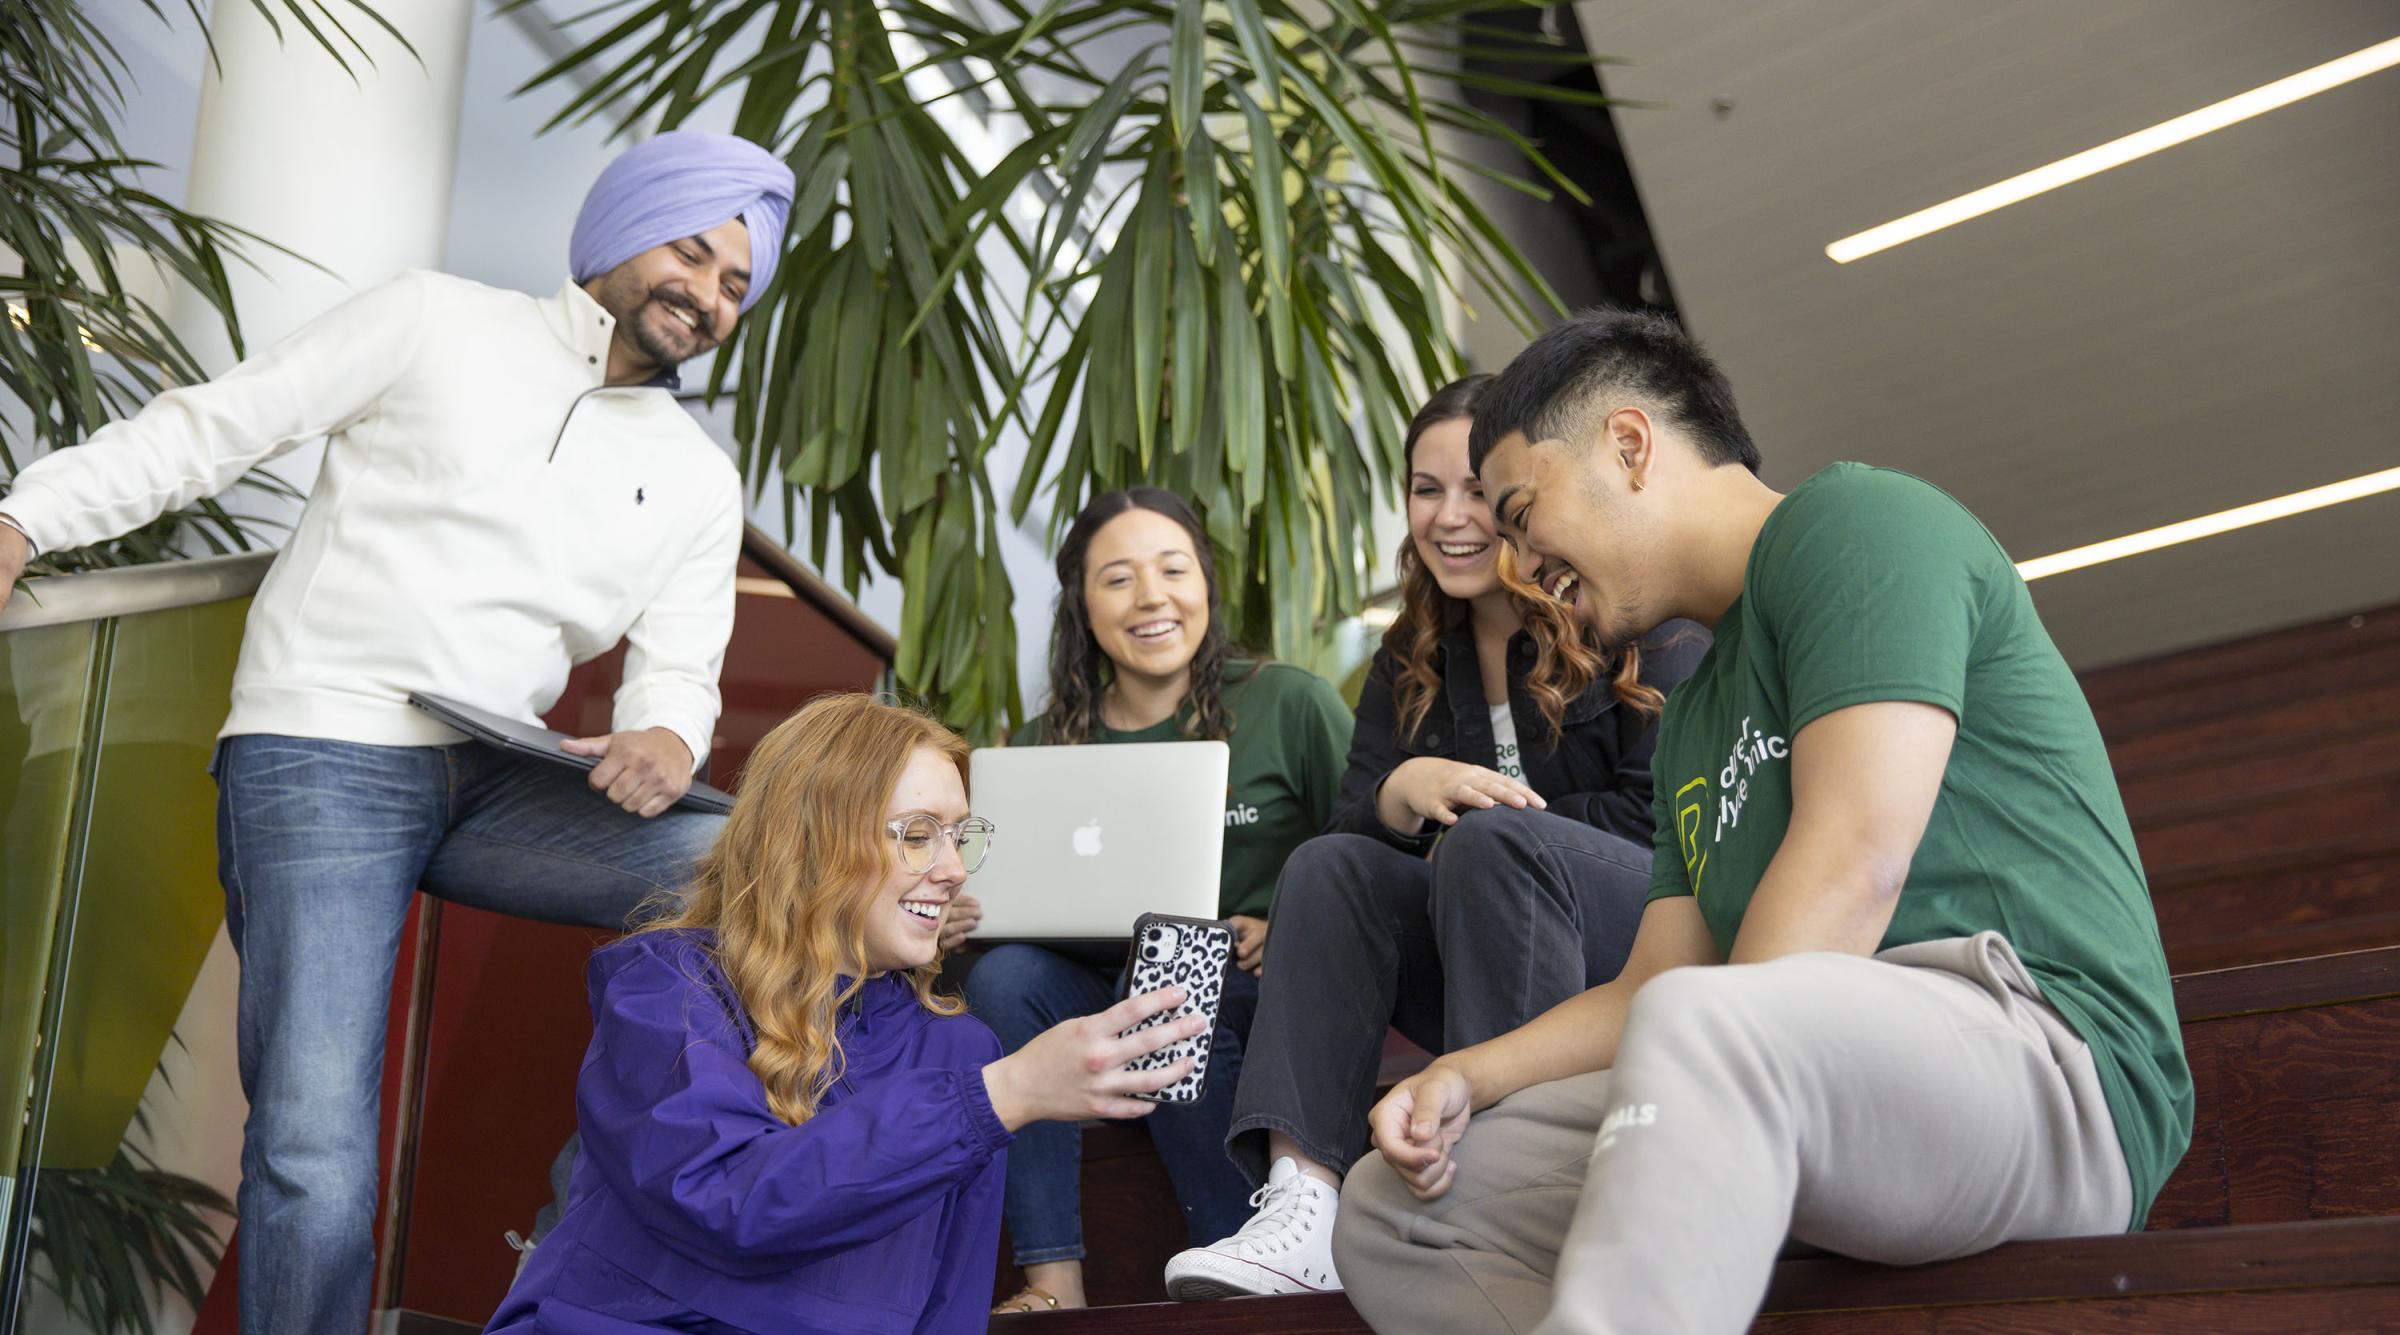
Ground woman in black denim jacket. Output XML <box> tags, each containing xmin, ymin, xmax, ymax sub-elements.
<box><xmin>1323</xmin><ymin>611</ymin><xmax>1704</xmax><ymax>854</ymax></box>
<box><xmin>1164</xmin><ymin>375</ymin><xmax>1706</xmax><ymax>1303</ymax></box>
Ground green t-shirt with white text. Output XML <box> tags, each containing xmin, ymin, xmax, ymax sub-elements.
<box><xmin>1016</xmin><ymin>660</ymin><xmax>1353</xmax><ymax>919</ymax></box>
<box><xmin>1646</xmin><ymin>463</ymin><xmax>2192</xmax><ymax>1228</ymax></box>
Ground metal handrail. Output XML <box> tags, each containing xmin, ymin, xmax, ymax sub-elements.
<box><xmin>0</xmin><ymin>550</ymin><xmax>276</xmax><ymax>633</ymax></box>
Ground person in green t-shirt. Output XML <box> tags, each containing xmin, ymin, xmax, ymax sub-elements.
<box><xmin>964</xmin><ymin>487</ymin><xmax>1352</xmax><ymax>1314</ymax></box>
<box><xmin>1337</xmin><ymin>310</ymin><xmax>2193</xmax><ymax>1335</ymax></box>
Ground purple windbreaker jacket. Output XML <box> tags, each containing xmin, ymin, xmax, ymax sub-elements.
<box><xmin>486</xmin><ymin>929</ymin><xmax>1012</xmax><ymax>1334</ymax></box>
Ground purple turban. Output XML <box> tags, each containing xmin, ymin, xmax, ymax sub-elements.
<box><xmin>570</xmin><ymin>131</ymin><xmax>796</xmax><ymax>312</ymax></box>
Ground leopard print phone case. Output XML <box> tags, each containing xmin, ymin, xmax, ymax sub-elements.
<box><xmin>1119</xmin><ymin>913</ymin><xmax>1235</xmax><ymax>1104</ymax></box>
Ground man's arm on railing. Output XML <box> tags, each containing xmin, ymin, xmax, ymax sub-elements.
<box><xmin>0</xmin><ymin>271</ymin><xmax>432</xmax><ymax>610</ymax></box>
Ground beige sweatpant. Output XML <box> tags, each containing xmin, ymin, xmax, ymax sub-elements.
<box><xmin>1333</xmin><ymin>933</ymin><xmax>2133</xmax><ymax>1335</ymax></box>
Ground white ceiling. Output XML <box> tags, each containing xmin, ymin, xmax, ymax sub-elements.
<box><xmin>1572</xmin><ymin>0</ymin><xmax>2400</xmax><ymax>667</ymax></box>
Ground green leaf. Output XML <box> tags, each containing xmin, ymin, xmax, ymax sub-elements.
<box><xmin>786</xmin><ymin>144</ymin><xmax>850</xmax><ymax>244</ymax></box>
<box><xmin>1169</xmin><ymin>220</ymin><xmax>1208</xmax><ymax>462</ymax></box>
<box><xmin>1234</xmin><ymin>87</ymin><xmax>1290</xmax><ymax>297</ymax></box>
<box><xmin>1221</xmin><ymin>0</ymin><xmax>1282</xmax><ymax>112</ymax></box>
<box><xmin>1215</xmin><ymin>228</ymin><xmax>1266</xmax><ymax>511</ymax></box>
<box><xmin>1182</xmin><ymin>123</ymin><xmax>1220</xmax><ymax>257</ymax></box>
<box><xmin>1169</xmin><ymin>0</ymin><xmax>1205</xmax><ymax>148</ymax></box>
<box><xmin>1129</xmin><ymin>148</ymin><xmax>1173</xmax><ymax>468</ymax></box>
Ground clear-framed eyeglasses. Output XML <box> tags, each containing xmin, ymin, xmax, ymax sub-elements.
<box><xmin>885</xmin><ymin>814</ymin><xmax>996</xmax><ymax>875</ymax></box>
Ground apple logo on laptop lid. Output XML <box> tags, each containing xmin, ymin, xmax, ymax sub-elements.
<box><xmin>1073</xmin><ymin>818</ymin><xmax>1104</xmax><ymax>857</ymax></box>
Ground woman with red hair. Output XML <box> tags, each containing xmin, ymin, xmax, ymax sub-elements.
<box><xmin>488</xmin><ymin>694</ymin><xmax>1200</xmax><ymax>1333</ymax></box>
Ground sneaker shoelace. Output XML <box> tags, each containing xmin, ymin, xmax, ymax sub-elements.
<box><xmin>1231</xmin><ymin>1175</ymin><xmax>1323</xmax><ymax>1256</ymax></box>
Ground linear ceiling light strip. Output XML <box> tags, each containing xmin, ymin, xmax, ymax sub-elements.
<box><xmin>2016</xmin><ymin>465</ymin><xmax>2400</xmax><ymax>582</ymax></box>
<box><xmin>1828</xmin><ymin>35</ymin><xmax>2400</xmax><ymax>263</ymax></box>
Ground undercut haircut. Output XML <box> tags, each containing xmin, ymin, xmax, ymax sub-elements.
<box><xmin>1466</xmin><ymin>308</ymin><xmax>1762</xmax><ymax>475</ymax></box>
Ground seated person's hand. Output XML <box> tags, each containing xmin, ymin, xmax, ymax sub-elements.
<box><xmin>1369</xmin><ymin>1061</ymin><xmax>1475</xmax><ymax>1201</ymax></box>
<box><xmin>981</xmin><ymin>986</ymin><xmax>1205</xmax><ymax>1130</ymax></box>
<box><xmin>939</xmin><ymin>894</ymin><xmax>982</xmax><ymax>953</ymax></box>
<box><xmin>1229</xmin><ymin>913</ymin><xmax>1268</xmax><ymax>975</ymax></box>
<box><xmin>563</xmin><ymin>727</ymin><xmax>694</xmax><ymax>818</ymax></box>
<box><xmin>1378</xmin><ymin>756</ymin><xmax>1544</xmax><ymax>834</ymax></box>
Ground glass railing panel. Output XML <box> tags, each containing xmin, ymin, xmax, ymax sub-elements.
<box><xmin>0</xmin><ymin>553</ymin><xmax>266</xmax><ymax>1332</ymax></box>
<box><xmin>43</xmin><ymin>596</ymin><xmax>247</xmax><ymax>1168</ymax></box>
<box><xmin>0</xmin><ymin>622</ymin><xmax>101</xmax><ymax>1220</ymax></box>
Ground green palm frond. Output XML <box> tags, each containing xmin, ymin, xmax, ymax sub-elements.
<box><xmin>30</xmin><ymin>1148</ymin><xmax>235</xmax><ymax>1335</ymax></box>
<box><xmin>515</xmin><ymin>0</ymin><xmax>1604</xmax><ymax>739</ymax></box>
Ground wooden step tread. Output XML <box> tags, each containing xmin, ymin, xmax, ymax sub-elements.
<box><xmin>990</xmin><ymin>1217</ymin><xmax>2400</xmax><ymax>1332</ymax></box>
<box><xmin>2079</xmin><ymin>603</ymin><xmax>2397</xmax><ymax>712</ymax></box>
<box><xmin>2151</xmin><ymin>856</ymin><xmax>2400</xmax><ymax>973</ymax></box>
<box><xmin>2172</xmin><ymin>943</ymin><xmax>2400</xmax><ymax>1019</ymax></box>
<box><xmin>2089</xmin><ymin>630</ymin><xmax>2400</xmax><ymax>740</ymax></box>
<box><xmin>1764</xmin><ymin>1215</ymin><xmax>2400</xmax><ymax>1313</ymax></box>
<box><xmin>1020</xmin><ymin>947</ymin><xmax>2400</xmax><ymax>1309</ymax></box>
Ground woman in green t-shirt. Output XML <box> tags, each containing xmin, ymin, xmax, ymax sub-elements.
<box><xmin>966</xmin><ymin>487</ymin><xmax>1352</xmax><ymax>1313</ymax></box>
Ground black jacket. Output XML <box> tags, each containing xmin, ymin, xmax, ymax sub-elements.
<box><xmin>1323</xmin><ymin>618</ymin><xmax>1710</xmax><ymax>851</ymax></box>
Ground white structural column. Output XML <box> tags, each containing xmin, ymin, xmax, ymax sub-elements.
<box><xmin>168</xmin><ymin>0</ymin><xmax>474</xmax><ymax>433</ymax></box>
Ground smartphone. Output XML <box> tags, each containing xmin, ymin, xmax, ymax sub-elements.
<box><xmin>1118</xmin><ymin>912</ymin><xmax>1235</xmax><ymax>1104</ymax></box>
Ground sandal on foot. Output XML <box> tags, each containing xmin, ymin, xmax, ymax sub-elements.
<box><xmin>993</xmin><ymin>1285</ymin><xmax>1062</xmax><ymax>1314</ymax></box>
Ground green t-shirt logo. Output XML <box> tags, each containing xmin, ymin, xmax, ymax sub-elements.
<box><xmin>1674</xmin><ymin>717</ymin><xmax>1789</xmax><ymax>899</ymax></box>
<box><xmin>1673</xmin><ymin>774</ymin><xmax>1710</xmax><ymax>896</ymax></box>
<box><xmin>1710</xmin><ymin>715</ymin><xmax>1789</xmax><ymax>839</ymax></box>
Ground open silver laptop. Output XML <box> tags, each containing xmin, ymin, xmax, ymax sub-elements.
<box><xmin>967</xmin><ymin>740</ymin><xmax>1229</xmax><ymax>943</ymax></box>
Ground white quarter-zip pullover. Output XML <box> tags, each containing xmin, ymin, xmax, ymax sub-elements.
<box><xmin>1</xmin><ymin>271</ymin><xmax>742</xmax><ymax>765</ymax></box>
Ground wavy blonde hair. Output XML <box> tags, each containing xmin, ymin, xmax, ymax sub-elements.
<box><xmin>641</xmin><ymin>693</ymin><xmax>967</xmax><ymax>1126</ymax></box>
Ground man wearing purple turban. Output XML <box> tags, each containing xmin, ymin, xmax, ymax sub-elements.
<box><xmin>0</xmin><ymin>131</ymin><xmax>794</xmax><ymax>1335</ymax></box>
<box><xmin>570</xmin><ymin>129</ymin><xmax>795</xmax><ymax>379</ymax></box>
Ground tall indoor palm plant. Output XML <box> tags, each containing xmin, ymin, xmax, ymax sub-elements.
<box><xmin>4</xmin><ymin>7</ymin><xmax>400</xmax><ymax>1327</ymax></box>
<box><xmin>522</xmin><ymin>0</ymin><xmax>1608</xmax><ymax>738</ymax></box>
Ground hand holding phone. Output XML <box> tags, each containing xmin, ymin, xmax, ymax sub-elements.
<box><xmin>1119</xmin><ymin>913</ymin><xmax>1235</xmax><ymax>1104</ymax></box>
<box><xmin>980</xmin><ymin>986</ymin><xmax>1205</xmax><ymax>1130</ymax></box>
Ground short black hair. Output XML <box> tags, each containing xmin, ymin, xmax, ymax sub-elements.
<box><xmin>1466</xmin><ymin>308</ymin><xmax>1761</xmax><ymax>475</ymax></box>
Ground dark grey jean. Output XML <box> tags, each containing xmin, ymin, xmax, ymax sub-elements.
<box><xmin>1225</xmin><ymin>806</ymin><xmax>1649</xmax><ymax>1187</ymax></box>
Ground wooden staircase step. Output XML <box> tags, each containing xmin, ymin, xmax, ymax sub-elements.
<box><xmin>2115</xmin><ymin>719</ymin><xmax>2400</xmax><ymax>829</ymax></box>
<box><xmin>2171</xmin><ymin>943</ymin><xmax>2400</xmax><ymax>1020</ymax></box>
<box><xmin>2078</xmin><ymin>604</ymin><xmax>2397</xmax><ymax>713</ymax></box>
<box><xmin>2151</xmin><ymin>855</ymin><xmax>2400</xmax><ymax>972</ymax></box>
<box><xmin>2087</xmin><ymin>625</ymin><xmax>2400</xmax><ymax>741</ymax></box>
<box><xmin>2135</xmin><ymin>780</ymin><xmax>2400</xmax><ymax>894</ymax></box>
<box><xmin>2156</xmin><ymin>947</ymin><xmax>2400</xmax><ymax>1229</ymax></box>
<box><xmin>2102</xmin><ymin>678</ymin><xmax>2400</xmax><ymax>782</ymax></box>
<box><xmin>1754</xmin><ymin>1216</ymin><xmax>2400</xmax><ymax>1332</ymax></box>
<box><xmin>989</xmin><ymin>1217</ymin><xmax>2400</xmax><ymax>1333</ymax></box>
<box><xmin>1010</xmin><ymin>947</ymin><xmax>2400</xmax><ymax>1310</ymax></box>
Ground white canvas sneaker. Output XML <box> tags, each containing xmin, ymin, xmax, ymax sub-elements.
<box><xmin>1163</xmin><ymin>1157</ymin><xmax>1344</xmax><ymax>1299</ymax></box>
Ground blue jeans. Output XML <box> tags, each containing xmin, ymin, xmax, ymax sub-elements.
<box><xmin>212</xmin><ymin>734</ymin><xmax>722</xmax><ymax>1335</ymax></box>
<box><xmin>964</xmin><ymin>944</ymin><xmax>1261</xmax><ymax>1265</ymax></box>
